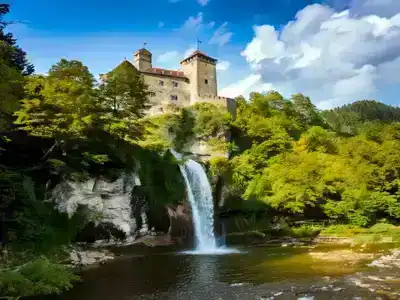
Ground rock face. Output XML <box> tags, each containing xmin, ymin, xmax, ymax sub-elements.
<box><xmin>166</xmin><ymin>203</ymin><xmax>193</xmax><ymax>239</ymax></box>
<box><xmin>52</xmin><ymin>173</ymin><xmax>143</xmax><ymax>240</ymax></box>
<box><xmin>52</xmin><ymin>172</ymin><xmax>194</xmax><ymax>245</ymax></box>
<box><xmin>69</xmin><ymin>248</ymin><xmax>115</xmax><ymax>266</ymax></box>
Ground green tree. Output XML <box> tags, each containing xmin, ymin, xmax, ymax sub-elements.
<box><xmin>14</xmin><ymin>59</ymin><xmax>97</xmax><ymax>144</ymax></box>
<box><xmin>0</xmin><ymin>4</ymin><xmax>34</xmax><ymax>75</ymax></box>
<box><xmin>98</xmin><ymin>60</ymin><xmax>153</xmax><ymax>143</ymax></box>
<box><xmin>291</xmin><ymin>93</ymin><xmax>325</xmax><ymax>128</ymax></box>
<box><xmin>0</xmin><ymin>4</ymin><xmax>33</xmax><ymax>132</ymax></box>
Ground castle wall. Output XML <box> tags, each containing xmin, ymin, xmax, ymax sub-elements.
<box><xmin>181</xmin><ymin>57</ymin><xmax>199</xmax><ymax>103</ymax></box>
<box><xmin>142</xmin><ymin>73</ymin><xmax>191</xmax><ymax>115</ymax></box>
<box><xmin>197</xmin><ymin>59</ymin><xmax>217</xmax><ymax>97</ymax></box>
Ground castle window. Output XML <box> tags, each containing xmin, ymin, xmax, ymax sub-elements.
<box><xmin>173</xmin><ymin>81</ymin><xmax>179</xmax><ymax>88</ymax></box>
<box><xmin>204</xmin><ymin>79</ymin><xmax>208</xmax><ymax>84</ymax></box>
<box><xmin>159</xmin><ymin>80</ymin><xmax>164</xmax><ymax>86</ymax></box>
<box><xmin>171</xmin><ymin>95</ymin><xmax>178</xmax><ymax>102</ymax></box>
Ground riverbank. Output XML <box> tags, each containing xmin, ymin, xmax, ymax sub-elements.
<box><xmin>2</xmin><ymin>222</ymin><xmax>400</xmax><ymax>299</ymax></box>
<box><xmin>224</xmin><ymin>223</ymin><xmax>400</xmax><ymax>247</ymax></box>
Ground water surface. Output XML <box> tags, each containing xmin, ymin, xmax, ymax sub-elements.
<box><xmin>50</xmin><ymin>244</ymin><xmax>400</xmax><ymax>300</ymax></box>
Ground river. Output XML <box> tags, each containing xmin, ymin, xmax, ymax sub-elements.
<box><xmin>46</xmin><ymin>243</ymin><xmax>400</xmax><ymax>300</ymax></box>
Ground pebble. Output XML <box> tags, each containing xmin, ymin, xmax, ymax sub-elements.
<box><xmin>231</xmin><ymin>283</ymin><xmax>245</xmax><ymax>287</ymax></box>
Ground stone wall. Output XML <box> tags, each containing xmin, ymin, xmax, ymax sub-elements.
<box><xmin>143</xmin><ymin>73</ymin><xmax>191</xmax><ymax>115</ymax></box>
<box><xmin>197</xmin><ymin>59</ymin><xmax>217</xmax><ymax>97</ymax></box>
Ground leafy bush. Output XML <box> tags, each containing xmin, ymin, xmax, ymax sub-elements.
<box><xmin>290</xmin><ymin>224</ymin><xmax>323</xmax><ymax>238</ymax></box>
<box><xmin>369</xmin><ymin>223</ymin><xmax>395</xmax><ymax>234</ymax></box>
<box><xmin>320</xmin><ymin>225</ymin><xmax>367</xmax><ymax>237</ymax></box>
<box><xmin>0</xmin><ymin>258</ymin><xmax>79</xmax><ymax>299</ymax></box>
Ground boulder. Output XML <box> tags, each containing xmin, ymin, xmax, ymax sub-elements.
<box><xmin>69</xmin><ymin>248</ymin><xmax>115</xmax><ymax>266</ymax></box>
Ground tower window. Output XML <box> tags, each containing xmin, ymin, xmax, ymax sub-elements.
<box><xmin>173</xmin><ymin>81</ymin><xmax>179</xmax><ymax>88</ymax></box>
<box><xmin>159</xmin><ymin>80</ymin><xmax>164</xmax><ymax>86</ymax></box>
<box><xmin>204</xmin><ymin>79</ymin><xmax>208</xmax><ymax>84</ymax></box>
<box><xmin>171</xmin><ymin>95</ymin><xmax>178</xmax><ymax>102</ymax></box>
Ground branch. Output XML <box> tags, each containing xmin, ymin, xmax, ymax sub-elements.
<box><xmin>41</xmin><ymin>141</ymin><xmax>58</xmax><ymax>160</ymax></box>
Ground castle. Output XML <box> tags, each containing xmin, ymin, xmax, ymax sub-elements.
<box><xmin>110</xmin><ymin>48</ymin><xmax>235</xmax><ymax>116</ymax></box>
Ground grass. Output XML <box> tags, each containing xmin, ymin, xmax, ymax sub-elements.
<box><xmin>319</xmin><ymin>223</ymin><xmax>400</xmax><ymax>244</ymax></box>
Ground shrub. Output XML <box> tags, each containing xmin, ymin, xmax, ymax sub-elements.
<box><xmin>290</xmin><ymin>224</ymin><xmax>322</xmax><ymax>238</ymax></box>
<box><xmin>320</xmin><ymin>224</ymin><xmax>367</xmax><ymax>237</ymax></box>
<box><xmin>0</xmin><ymin>258</ymin><xmax>79</xmax><ymax>299</ymax></box>
<box><xmin>368</xmin><ymin>223</ymin><xmax>395</xmax><ymax>234</ymax></box>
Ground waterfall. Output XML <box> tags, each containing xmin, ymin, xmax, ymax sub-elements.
<box><xmin>173</xmin><ymin>151</ymin><xmax>238</xmax><ymax>255</ymax></box>
<box><xmin>179</xmin><ymin>158</ymin><xmax>217</xmax><ymax>251</ymax></box>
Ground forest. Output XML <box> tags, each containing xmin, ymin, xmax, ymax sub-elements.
<box><xmin>1</xmin><ymin>3</ymin><xmax>400</xmax><ymax>299</ymax></box>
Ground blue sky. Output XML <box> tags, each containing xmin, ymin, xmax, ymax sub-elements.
<box><xmin>5</xmin><ymin>0</ymin><xmax>400</xmax><ymax>108</ymax></box>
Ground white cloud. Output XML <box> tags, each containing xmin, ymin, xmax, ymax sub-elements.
<box><xmin>349</xmin><ymin>0</ymin><xmax>400</xmax><ymax>18</ymax></box>
<box><xmin>238</xmin><ymin>3</ymin><xmax>400</xmax><ymax>108</ymax></box>
<box><xmin>184</xmin><ymin>47</ymin><xmax>196</xmax><ymax>58</ymax></box>
<box><xmin>197</xmin><ymin>0</ymin><xmax>210</xmax><ymax>6</ymax></box>
<box><xmin>216</xmin><ymin>60</ymin><xmax>230</xmax><ymax>71</ymax></box>
<box><xmin>181</xmin><ymin>12</ymin><xmax>204</xmax><ymax>32</ymax></box>
<box><xmin>219</xmin><ymin>74</ymin><xmax>262</xmax><ymax>98</ymax></box>
<box><xmin>157</xmin><ymin>51</ymin><xmax>180</xmax><ymax>68</ymax></box>
<box><xmin>209</xmin><ymin>22</ymin><xmax>233</xmax><ymax>46</ymax></box>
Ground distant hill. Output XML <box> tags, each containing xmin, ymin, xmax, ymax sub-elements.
<box><xmin>322</xmin><ymin>100</ymin><xmax>400</xmax><ymax>133</ymax></box>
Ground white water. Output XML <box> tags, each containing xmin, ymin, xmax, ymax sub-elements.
<box><xmin>173</xmin><ymin>151</ymin><xmax>238</xmax><ymax>255</ymax></box>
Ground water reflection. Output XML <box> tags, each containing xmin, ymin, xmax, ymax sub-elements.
<box><xmin>41</xmin><ymin>244</ymin><xmax>387</xmax><ymax>300</ymax></box>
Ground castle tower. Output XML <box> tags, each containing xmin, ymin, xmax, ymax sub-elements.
<box><xmin>134</xmin><ymin>48</ymin><xmax>152</xmax><ymax>71</ymax></box>
<box><xmin>180</xmin><ymin>50</ymin><xmax>218</xmax><ymax>103</ymax></box>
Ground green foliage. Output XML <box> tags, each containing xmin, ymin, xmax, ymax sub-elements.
<box><xmin>0</xmin><ymin>4</ymin><xmax>32</xmax><ymax>132</ymax></box>
<box><xmin>140</xmin><ymin>102</ymin><xmax>231</xmax><ymax>153</ymax></box>
<box><xmin>208</xmin><ymin>156</ymin><xmax>230</xmax><ymax>177</ymax></box>
<box><xmin>291</xmin><ymin>93</ymin><xmax>326</xmax><ymax>128</ymax></box>
<box><xmin>0</xmin><ymin>258</ymin><xmax>79</xmax><ymax>299</ymax></box>
<box><xmin>139</xmin><ymin>108</ymin><xmax>196</xmax><ymax>152</ymax></box>
<box><xmin>0</xmin><ymin>4</ymin><xmax>34</xmax><ymax>75</ymax></box>
<box><xmin>137</xmin><ymin>149</ymin><xmax>186</xmax><ymax>208</ymax></box>
<box><xmin>0</xmin><ymin>172</ymin><xmax>88</xmax><ymax>254</ymax></box>
<box><xmin>322</xmin><ymin>100</ymin><xmax>400</xmax><ymax>134</ymax></box>
<box><xmin>369</xmin><ymin>223</ymin><xmax>396</xmax><ymax>233</ymax></box>
<box><xmin>98</xmin><ymin>60</ymin><xmax>153</xmax><ymax>142</ymax></box>
<box><xmin>320</xmin><ymin>225</ymin><xmax>367</xmax><ymax>237</ymax></box>
<box><xmin>290</xmin><ymin>224</ymin><xmax>323</xmax><ymax>238</ymax></box>
<box><xmin>319</xmin><ymin>223</ymin><xmax>400</xmax><ymax>243</ymax></box>
<box><xmin>14</xmin><ymin>61</ymin><xmax>97</xmax><ymax>140</ymax></box>
<box><xmin>227</xmin><ymin>90</ymin><xmax>400</xmax><ymax>228</ymax></box>
<box><xmin>190</xmin><ymin>102</ymin><xmax>231</xmax><ymax>139</ymax></box>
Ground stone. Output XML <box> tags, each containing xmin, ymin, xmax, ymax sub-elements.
<box><xmin>368</xmin><ymin>249</ymin><xmax>400</xmax><ymax>269</ymax></box>
<box><xmin>69</xmin><ymin>248</ymin><xmax>115</xmax><ymax>267</ymax></box>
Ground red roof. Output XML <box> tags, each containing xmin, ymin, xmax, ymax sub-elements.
<box><xmin>143</xmin><ymin>67</ymin><xmax>186</xmax><ymax>78</ymax></box>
